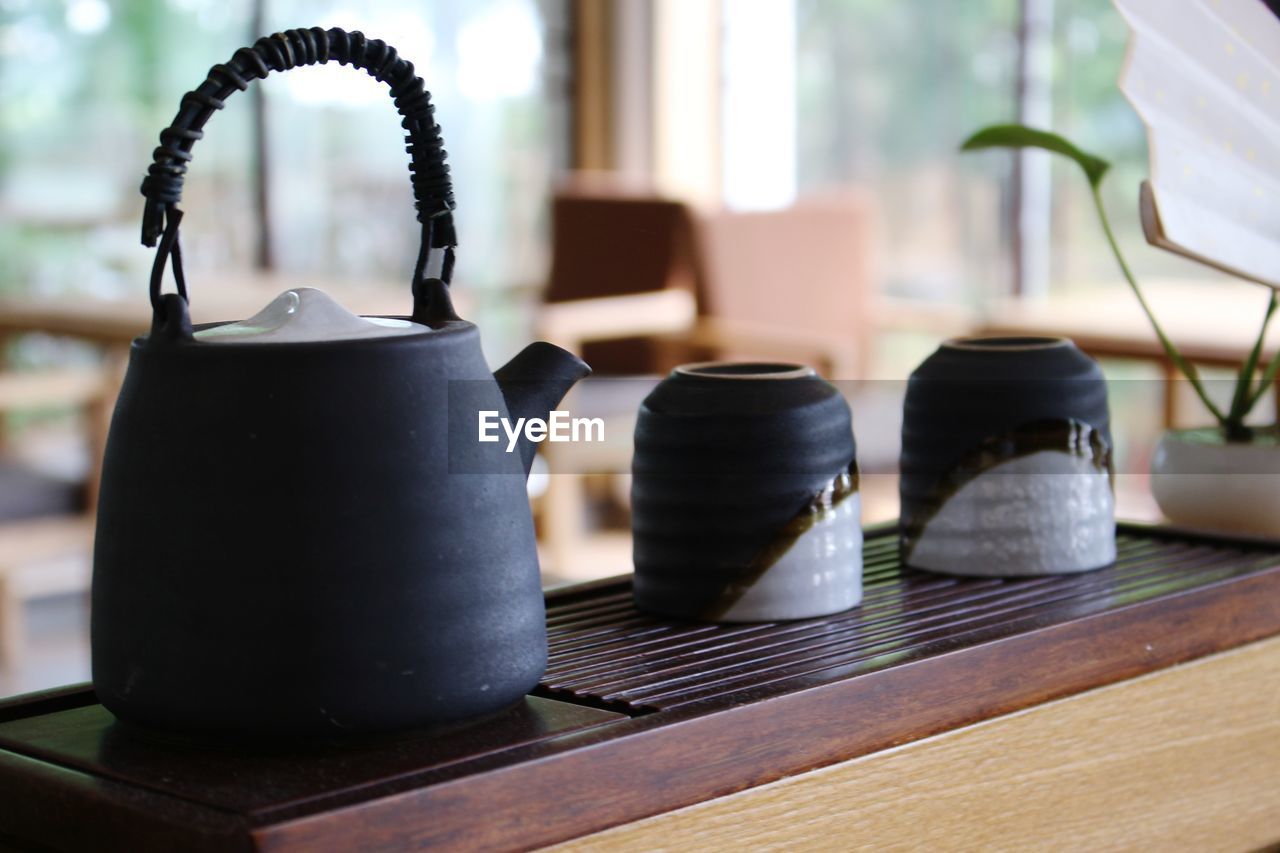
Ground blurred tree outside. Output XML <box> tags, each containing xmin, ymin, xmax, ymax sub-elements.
<box><xmin>0</xmin><ymin>0</ymin><xmax>568</xmax><ymax>353</ymax></box>
<box><xmin>796</xmin><ymin>0</ymin><xmax>1021</xmax><ymax>306</ymax></box>
<box><xmin>1048</xmin><ymin>0</ymin><xmax>1170</xmax><ymax>289</ymax></box>
<box><xmin>794</xmin><ymin>0</ymin><xmax>1201</xmax><ymax>308</ymax></box>
<box><xmin>1</xmin><ymin>0</ymin><xmax>1231</xmax><ymax>327</ymax></box>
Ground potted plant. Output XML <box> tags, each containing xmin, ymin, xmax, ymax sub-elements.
<box><xmin>960</xmin><ymin>124</ymin><xmax>1280</xmax><ymax>537</ymax></box>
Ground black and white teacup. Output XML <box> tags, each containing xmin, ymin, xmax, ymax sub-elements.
<box><xmin>632</xmin><ymin>362</ymin><xmax>862</xmax><ymax>622</ymax></box>
<box><xmin>900</xmin><ymin>337</ymin><xmax>1115</xmax><ymax>576</ymax></box>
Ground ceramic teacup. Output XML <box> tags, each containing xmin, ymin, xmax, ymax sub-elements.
<box><xmin>899</xmin><ymin>336</ymin><xmax>1115</xmax><ymax>576</ymax></box>
<box><xmin>632</xmin><ymin>361</ymin><xmax>862</xmax><ymax>621</ymax></box>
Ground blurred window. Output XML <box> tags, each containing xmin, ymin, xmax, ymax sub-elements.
<box><xmin>790</xmin><ymin>0</ymin><xmax>1021</xmax><ymax>305</ymax></box>
<box><xmin>718</xmin><ymin>0</ymin><xmax>1175</xmax><ymax>305</ymax></box>
<box><xmin>0</xmin><ymin>0</ymin><xmax>568</xmax><ymax>300</ymax></box>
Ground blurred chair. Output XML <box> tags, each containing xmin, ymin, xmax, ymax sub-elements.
<box><xmin>685</xmin><ymin>193</ymin><xmax>874</xmax><ymax>379</ymax></box>
<box><xmin>539</xmin><ymin>186</ymin><xmax>878</xmax><ymax>376</ymax></box>
<box><xmin>0</xmin><ymin>366</ymin><xmax>108</xmax><ymax>669</ymax></box>
<box><xmin>533</xmin><ymin>186</ymin><xmax>879</xmax><ymax>579</ymax></box>
<box><xmin>538</xmin><ymin>189</ymin><xmax>702</xmax><ymax>374</ymax></box>
<box><xmin>536</xmin><ymin>188</ymin><xmax>700</xmax><ymax>577</ymax></box>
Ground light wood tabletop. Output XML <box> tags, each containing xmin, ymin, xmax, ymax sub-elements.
<box><xmin>978</xmin><ymin>279</ymin><xmax>1280</xmax><ymax>366</ymax></box>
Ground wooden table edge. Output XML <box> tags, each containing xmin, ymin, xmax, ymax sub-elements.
<box><xmin>251</xmin><ymin>561</ymin><xmax>1280</xmax><ymax>851</ymax></box>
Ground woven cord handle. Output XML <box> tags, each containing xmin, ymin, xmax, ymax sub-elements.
<box><xmin>140</xmin><ymin>27</ymin><xmax>457</xmax><ymax>323</ymax></box>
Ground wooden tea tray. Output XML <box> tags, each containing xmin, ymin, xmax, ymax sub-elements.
<box><xmin>2</xmin><ymin>523</ymin><xmax>1279</xmax><ymax>851</ymax></box>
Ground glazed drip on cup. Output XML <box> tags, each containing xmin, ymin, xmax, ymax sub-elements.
<box><xmin>899</xmin><ymin>418</ymin><xmax>1112</xmax><ymax>563</ymax></box>
<box><xmin>702</xmin><ymin>460</ymin><xmax>860</xmax><ymax>622</ymax></box>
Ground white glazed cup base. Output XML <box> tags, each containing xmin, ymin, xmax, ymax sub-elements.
<box><xmin>705</xmin><ymin>493</ymin><xmax>864</xmax><ymax>623</ymax></box>
<box><xmin>906</xmin><ymin>451</ymin><xmax>1116</xmax><ymax>578</ymax></box>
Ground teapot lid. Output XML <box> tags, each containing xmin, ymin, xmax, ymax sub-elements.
<box><xmin>193</xmin><ymin>288</ymin><xmax>427</xmax><ymax>344</ymax></box>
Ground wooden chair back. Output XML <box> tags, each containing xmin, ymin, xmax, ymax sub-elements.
<box><xmin>695</xmin><ymin>193</ymin><xmax>875</xmax><ymax>378</ymax></box>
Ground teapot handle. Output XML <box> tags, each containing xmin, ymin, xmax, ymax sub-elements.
<box><xmin>139</xmin><ymin>27</ymin><xmax>456</xmax><ymax>327</ymax></box>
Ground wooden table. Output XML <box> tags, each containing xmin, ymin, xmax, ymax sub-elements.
<box><xmin>977</xmin><ymin>280</ymin><xmax>1280</xmax><ymax>427</ymax></box>
<box><xmin>0</xmin><ymin>523</ymin><xmax>1277</xmax><ymax>851</ymax></box>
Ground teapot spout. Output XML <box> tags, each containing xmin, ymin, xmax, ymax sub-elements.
<box><xmin>494</xmin><ymin>342</ymin><xmax>592</xmax><ymax>477</ymax></box>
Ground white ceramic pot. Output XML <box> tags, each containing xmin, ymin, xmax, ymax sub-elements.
<box><xmin>1150</xmin><ymin>427</ymin><xmax>1280</xmax><ymax>538</ymax></box>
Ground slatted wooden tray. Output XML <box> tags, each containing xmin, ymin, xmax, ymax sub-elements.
<box><xmin>538</xmin><ymin>526</ymin><xmax>1279</xmax><ymax>715</ymax></box>
<box><xmin>2</xmin><ymin>523</ymin><xmax>1279</xmax><ymax>852</ymax></box>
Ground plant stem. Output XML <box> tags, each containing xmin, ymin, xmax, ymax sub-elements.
<box><xmin>1246</xmin><ymin>329</ymin><xmax>1280</xmax><ymax>414</ymax></box>
<box><xmin>1088</xmin><ymin>184</ymin><xmax>1227</xmax><ymax>425</ymax></box>
<box><xmin>1228</xmin><ymin>290</ymin><xmax>1278</xmax><ymax>426</ymax></box>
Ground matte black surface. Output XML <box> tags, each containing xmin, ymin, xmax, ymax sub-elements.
<box><xmin>631</xmin><ymin>365</ymin><xmax>857</xmax><ymax>618</ymax></box>
<box><xmin>93</xmin><ymin>316</ymin><xmax>587</xmax><ymax>737</ymax></box>
<box><xmin>901</xmin><ymin>338</ymin><xmax>1110</xmax><ymax>492</ymax></box>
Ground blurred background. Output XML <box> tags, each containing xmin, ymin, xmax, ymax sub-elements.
<box><xmin>0</xmin><ymin>0</ymin><xmax>1273</xmax><ymax>695</ymax></box>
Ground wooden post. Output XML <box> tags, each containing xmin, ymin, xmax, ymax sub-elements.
<box><xmin>571</xmin><ymin>0</ymin><xmax>616</xmax><ymax>171</ymax></box>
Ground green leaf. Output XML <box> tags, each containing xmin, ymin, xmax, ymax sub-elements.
<box><xmin>961</xmin><ymin>124</ymin><xmax>1111</xmax><ymax>188</ymax></box>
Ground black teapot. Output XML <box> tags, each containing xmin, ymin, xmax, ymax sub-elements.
<box><xmin>91</xmin><ymin>28</ymin><xmax>590</xmax><ymax>737</ymax></box>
